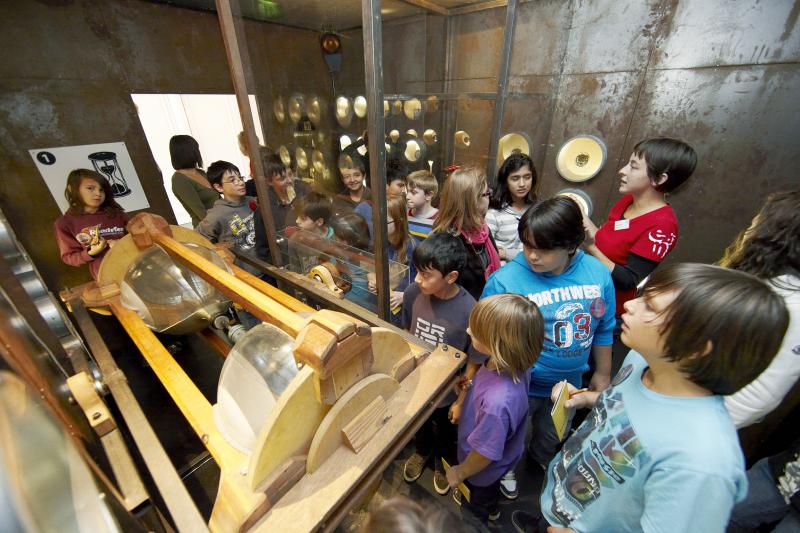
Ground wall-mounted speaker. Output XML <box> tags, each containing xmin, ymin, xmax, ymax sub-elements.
<box><xmin>556</xmin><ymin>188</ymin><xmax>593</xmax><ymax>218</ymax></box>
<box><xmin>556</xmin><ymin>134</ymin><xmax>607</xmax><ymax>182</ymax></box>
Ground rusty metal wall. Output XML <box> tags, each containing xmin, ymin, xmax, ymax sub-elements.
<box><xmin>0</xmin><ymin>0</ymin><xmax>330</xmax><ymax>291</ymax></box>
<box><xmin>497</xmin><ymin>0</ymin><xmax>800</xmax><ymax>265</ymax></box>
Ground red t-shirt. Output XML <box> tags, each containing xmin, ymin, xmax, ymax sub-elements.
<box><xmin>54</xmin><ymin>209</ymin><xmax>129</xmax><ymax>279</ymax></box>
<box><xmin>594</xmin><ymin>194</ymin><xmax>678</xmax><ymax>314</ymax></box>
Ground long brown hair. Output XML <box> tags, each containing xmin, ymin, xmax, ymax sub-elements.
<box><xmin>432</xmin><ymin>166</ymin><xmax>486</xmax><ymax>234</ymax></box>
<box><xmin>64</xmin><ymin>169</ymin><xmax>123</xmax><ymax>215</ymax></box>
<box><xmin>387</xmin><ymin>195</ymin><xmax>410</xmax><ymax>264</ymax></box>
<box><xmin>719</xmin><ymin>190</ymin><xmax>800</xmax><ymax>283</ymax></box>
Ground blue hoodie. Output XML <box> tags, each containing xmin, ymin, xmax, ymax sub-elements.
<box><xmin>482</xmin><ymin>250</ymin><xmax>615</xmax><ymax>397</ymax></box>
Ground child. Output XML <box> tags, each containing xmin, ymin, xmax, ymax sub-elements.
<box><xmin>486</xmin><ymin>152</ymin><xmax>538</xmax><ymax>264</ymax></box>
<box><xmin>354</xmin><ymin>157</ymin><xmax>409</xmax><ymax>245</ymax></box>
<box><xmin>401</xmin><ymin>232</ymin><xmax>477</xmax><ymax>494</ymax></box>
<box><xmin>482</xmin><ymin>195</ymin><xmax>615</xmax><ymax>474</ymax></box>
<box><xmin>54</xmin><ymin>169</ymin><xmax>128</xmax><ymax>279</ymax></box>
<box><xmin>196</xmin><ymin>160</ymin><xmax>259</xmax><ymax>274</ymax></box>
<box><xmin>384</xmin><ymin>195</ymin><xmax>417</xmax><ymax>316</ymax></box>
<box><xmin>331</xmin><ymin>212</ymin><xmax>374</xmax><ymax>310</ymax></box>
<box><xmin>513</xmin><ymin>263</ymin><xmax>789</xmax><ymax>533</ymax></box>
<box><xmin>446</xmin><ymin>293</ymin><xmax>544</xmax><ymax>523</ymax></box>
<box><xmin>287</xmin><ymin>191</ymin><xmax>335</xmax><ymax>274</ymax></box>
<box><xmin>406</xmin><ymin>170</ymin><xmax>439</xmax><ymax>220</ymax></box>
<box><xmin>334</xmin><ymin>155</ymin><xmax>371</xmax><ymax>214</ymax></box>
<box><xmin>433</xmin><ymin>166</ymin><xmax>500</xmax><ymax>300</ymax></box>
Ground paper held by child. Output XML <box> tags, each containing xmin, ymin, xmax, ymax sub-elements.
<box><xmin>551</xmin><ymin>381</ymin><xmax>588</xmax><ymax>441</ymax></box>
<box><xmin>441</xmin><ymin>458</ymin><xmax>471</xmax><ymax>503</ymax></box>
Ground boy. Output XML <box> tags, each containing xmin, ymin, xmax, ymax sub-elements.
<box><xmin>512</xmin><ymin>263</ymin><xmax>789</xmax><ymax>532</ymax></box>
<box><xmin>254</xmin><ymin>153</ymin><xmax>309</xmax><ymax>263</ymax></box>
<box><xmin>406</xmin><ymin>170</ymin><xmax>439</xmax><ymax>220</ymax></box>
<box><xmin>482</xmin><ymin>196</ymin><xmax>615</xmax><ymax>497</ymax></box>
<box><xmin>353</xmin><ymin>157</ymin><xmax>409</xmax><ymax>247</ymax></box>
<box><xmin>196</xmin><ymin>160</ymin><xmax>260</xmax><ymax>275</ymax></box>
<box><xmin>287</xmin><ymin>191</ymin><xmax>334</xmax><ymax>274</ymax></box>
<box><xmin>401</xmin><ymin>232</ymin><xmax>482</xmax><ymax>495</ymax></box>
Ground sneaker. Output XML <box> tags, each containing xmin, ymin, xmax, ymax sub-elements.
<box><xmin>511</xmin><ymin>510</ymin><xmax>540</xmax><ymax>533</ymax></box>
<box><xmin>432</xmin><ymin>463</ymin><xmax>449</xmax><ymax>495</ymax></box>
<box><xmin>403</xmin><ymin>453</ymin><xmax>428</xmax><ymax>482</ymax></box>
<box><xmin>452</xmin><ymin>489</ymin><xmax>500</xmax><ymax>522</ymax></box>
<box><xmin>500</xmin><ymin>469</ymin><xmax>518</xmax><ymax>499</ymax></box>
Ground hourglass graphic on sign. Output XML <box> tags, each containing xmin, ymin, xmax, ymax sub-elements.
<box><xmin>88</xmin><ymin>151</ymin><xmax>131</xmax><ymax>197</ymax></box>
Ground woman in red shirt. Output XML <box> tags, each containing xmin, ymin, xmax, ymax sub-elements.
<box><xmin>583</xmin><ymin>138</ymin><xmax>697</xmax><ymax>316</ymax></box>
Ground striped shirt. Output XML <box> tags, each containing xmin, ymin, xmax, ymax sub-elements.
<box><xmin>486</xmin><ymin>204</ymin><xmax>528</xmax><ymax>264</ymax></box>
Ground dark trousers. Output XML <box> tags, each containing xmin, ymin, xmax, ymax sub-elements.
<box><xmin>414</xmin><ymin>405</ymin><xmax>457</xmax><ymax>464</ymax></box>
<box><xmin>461</xmin><ymin>478</ymin><xmax>501</xmax><ymax>523</ymax></box>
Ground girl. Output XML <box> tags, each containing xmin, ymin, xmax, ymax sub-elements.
<box><xmin>446</xmin><ymin>293</ymin><xmax>544</xmax><ymax>523</ymax></box>
<box><xmin>169</xmin><ymin>134</ymin><xmax>219</xmax><ymax>227</ymax></box>
<box><xmin>432</xmin><ymin>166</ymin><xmax>500</xmax><ymax>300</ymax></box>
<box><xmin>54</xmin><ymin>169</ymin><xmax>129</xmax><ymax>280</ymax></box>
<box><xmin>384</xmin><ymin>195</ymin><xmax>417</xmax><ymax>312</ymax></box>
<box><xmin>582</xmin><ymin>138</ymin><xmax>697</xmax><ymax>317</ymax></box>
<box><xmin>721</xmin><ymin>189</ymin><xmax>800</xmax><ymax>428</ymax></box>
<box><xmin>486</xmin><ymin>153</ymin><xmax>538</xmax><ymax>264</ymax></box>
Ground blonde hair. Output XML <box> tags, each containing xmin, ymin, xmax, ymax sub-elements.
<box><xmin>432</xmin><ymin>166</ymin><xmax>486</xmax><ymax>234</ymax></box>
<box><xmin>469</xmin><ymin>294</ymin><xmax>543</xmax><ymax>382</ymax></box>
<box><xmin>387</xmin><ymin>195</ymin><xmax>411</xmax><ymax>264</ymax></box>
<box><xmin>407</xmin><ymin>170</ymin><xmax>438</xmax><ymax>200</ymax></box>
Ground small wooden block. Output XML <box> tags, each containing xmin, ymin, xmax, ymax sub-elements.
<box><xmin>99</xmin><ymin>282</ymin><xmax>121</xmax><ymax>299</ymax></box>
<box><xmin>67</xmin><ymin>371</ymin><xmax>116</xmax><ymax>436</ymax></box>
<box><xmin>317</xmin><ymin>355</ymin><xmax>370</xmax><ymax>405</ymax></box>
<box><xmin>127</xmin><ymin>213</ymin><xmax>172</xmax><ymax>249</ymax></box>
<box><xmin>342</xmin><ymin>396</ymin><xmax>388</xmax><ymax>454</ymax></box>
<box><xmin>310</xmin><ymin>309</ymin><xmax>357</xmax><ymax>341</ymax></box>
<box><xmin>318</xmin><ymin>329</ymin><xmax>372</xmax><ymax>379</ymax></box>
<box><xmin>292</xmin><ymin>322</ymin><xmax>338</xmax><ymax>371</ymax></box>
<box><xmin>390</xmin><ymin>352</ymin><xmax>417</xmax><ymax>383</ymax></box>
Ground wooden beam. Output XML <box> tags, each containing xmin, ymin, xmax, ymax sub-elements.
<box><xmin>67</xmin><ymin>297</ymin><xmax>208</xmax><ymax>532</ymax></box>
<box><xmin>229</xmin><ymin>263</ymin><xmax>314</xmax><ymax>314</ymax></box>
<box><xmin>109</xmin><ymin>298</ymin><xmax>246</xmax><ymax>473</ymax></box>
<box><xmin>448</xmin><ymin>0</ymin><xmax>508</xmax><ymax>16</ymax></box>
<box><xmin>153</xmin><ymin>234</ymin><xmax>307</xmax><ymax>337</ymax></box>
<box><xmin>397</xmin><ymin>0</ymin><xmax>448</xmax><ymax>16</ymax></box>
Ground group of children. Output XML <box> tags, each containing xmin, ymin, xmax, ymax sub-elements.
<box><xmin>53</xmin><ymin>136</ymin><xmax>799</xmax><ymax>533</ymax></box>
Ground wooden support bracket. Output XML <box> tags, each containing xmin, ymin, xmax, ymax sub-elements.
<box><xmin>342</xmin><ymin>396</ymin><xmax>389</xmax><ymax>454</ymax></box>
<box><xmin>127</xmin><ymin>212</ymin><xmax>172</xmax><ymax>249</ymax></box>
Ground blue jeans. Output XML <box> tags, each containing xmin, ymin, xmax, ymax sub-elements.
<box><xmin>727</xmin><ymin>457</ymin><xmax>800</xmax><ymax>532</ymax></box>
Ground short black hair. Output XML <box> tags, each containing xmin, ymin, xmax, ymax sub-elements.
<box><xmin>332</xmin><ymin>213</ymin><xmax>370</xmax><ymax>250</ymax></box>
<box><xmin>491</xmin><ymin>152</ymin><xmax>538</xmax><ymax>209</ymax></box>
<box><xmin>261</xmin><ymin>152</ymin><xmax>287</xmax><ymax>181</ymax></box>
<box><xmin>412</xmin><ymin>232</ymin><xmax>468</xmax><ymax>276</ymax></box>
<box><xmin>169</xmin><ymin>135</ymin><xmax>203</xmax><ymax>170</ymax></box>
<box><xmin>519</xmin><ymin>196</ymin><xmax>585</xmax><ymax>252</ymax></box>
<box><xmin>633</xmin><ymin>138</ymin><xmax>697</xmax><ymax>193</ymax></box>
<box><xmin>207</xmin><ymin>160</ymin><xmax>240</xmax><ymax>187</ymax></box>
<box><xmin>295</xmin><ymin>191</ymin><xmax>333</xmax><ymax>224</ymax></box>
<box><xmin>386</xmin><ymin>158</ymin><xmax>408</xmax><ymax>185</ymax></box>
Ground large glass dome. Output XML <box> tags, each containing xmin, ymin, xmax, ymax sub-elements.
<box><xmin>214</xmin><ymin>323</ymin><xmax>299</xmax><ymax>453</ymax></box>
<box><xmin>119</xmin><ymin>243</ymin><xmax>232</xmax><ymax>335</ymax></box>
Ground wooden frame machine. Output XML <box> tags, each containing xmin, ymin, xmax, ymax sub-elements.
<box><xmin>76</xmin><ymin>213</ymin><xmax>463</xmax><ymax>532</ymax></box>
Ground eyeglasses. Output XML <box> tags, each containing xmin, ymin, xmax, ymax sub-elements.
<box><xmin>223</xmin><ymin>175</ymin><xmax>244</xmax><ymax>184</ymax></box>
<box><xmin>480</xmin><ymin>188</ymin><xmax>493</xmax><ymax>198</ymax></box>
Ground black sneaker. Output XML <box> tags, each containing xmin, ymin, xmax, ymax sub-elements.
<box><xmin>511</xmin><ymin>510</ymin><xmax>540</xmax><ymax>533</ymax></box>
<box><xmin>403</xmin><ymin>452</ymin><xmax>429</xmax><ymax>482</ymax></box>
<box><xmin>499</xmin><ymin>469</ymin><xmax>519</xmax><ymax>499</ymax></box>
<box><xmin>452</xmin><ymin>488</ymin><xmax>500</xmax><ymax>522</ymax></box>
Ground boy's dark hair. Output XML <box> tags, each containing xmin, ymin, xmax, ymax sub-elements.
<box><xmin>169</xmin><ymin>135</ymin><xmax>203</xmax><ymax>170</ymax></box>
<box><xmin>207</xmin><ymin>160</ymin><xmax>240</xmax><ymax>187</ymax></box>
<box><xmin>490</xmin><ymin>152</ymin><xmax>538</xmax><ymax>209</ymax></box>
<box><xmin>295</xmin><ymin>191</ymin><xmax>333</xmax><ymax>224</ymax></box>
<box><xmin>518</xmin><ymin>196</ymin><xmax>584</xmax><ymax>252</ymax></box>
<box><xmin>332</xmin><ymin>213</ymin><xmax>370</xmax><ymax>250</ymax></box>
<box><xmin>386</xmin><ymin>157</ymin><xmax>409</xmax><ymax>185</ymax></box>
<box><xmin>642</xmin><ymin>263</ymin><xmax>789</xmax><ymax>395</ymax></box>
<box><xmin>261</xmin><ymin>152</ymin><xmax>287</xmax><ymax>181</ymax></box>
<box><xmin>633</xmin><ymin>137</ymin><xmax>697</xmax><ymax>193</ymax></box>
<box><xmin>412</xmin><ymin>232</ymin><xmax>468</xmax><ymax>276</ymax></box>
<box><xmin>64</xmin><ymin>169</ymin><xmax>123</xmax><ymax>215</ymax></box>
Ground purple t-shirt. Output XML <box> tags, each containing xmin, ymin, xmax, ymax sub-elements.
<box><xmin>457</xmin><ymin>363</ymin><xmax>530</xmax><ymax>486</ymax></box>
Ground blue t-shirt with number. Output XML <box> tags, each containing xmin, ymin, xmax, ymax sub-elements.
<box><xmin>481</xmin><ymin>250</ymin><xmax>615</xmax><ymax>397</ymax></box>
<box><xmin>540</xmin><ymin>350</ymin><xmax>747</xmax><ymax>532</ymax></box>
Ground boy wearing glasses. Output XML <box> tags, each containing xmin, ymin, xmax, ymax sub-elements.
<box><xmin>197</xmin><ymin>160</ymin><xmax>260</xmax><ymax>274</ymax></box>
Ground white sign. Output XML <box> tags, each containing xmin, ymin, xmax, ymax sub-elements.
<box><xmin>29</xmin><ymin>142</ymin><xmax>150</xmax><ymax>214</ymax></box>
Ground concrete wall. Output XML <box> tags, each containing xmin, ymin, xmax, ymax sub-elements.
<box><xmin>0</xmin><ymin>0</ymin><xmax>330</xmax><ymax>290</ymax></box>
<box><xmin>393</xmin><ymin>0</ymin><xmax>800</xmax><ymax>265</ymax></box>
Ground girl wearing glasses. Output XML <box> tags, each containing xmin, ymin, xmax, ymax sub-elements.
<box><xmin>433</xmin><ymin>166</ymin><xmax>500</xmax><ymax>300</ymax></box>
